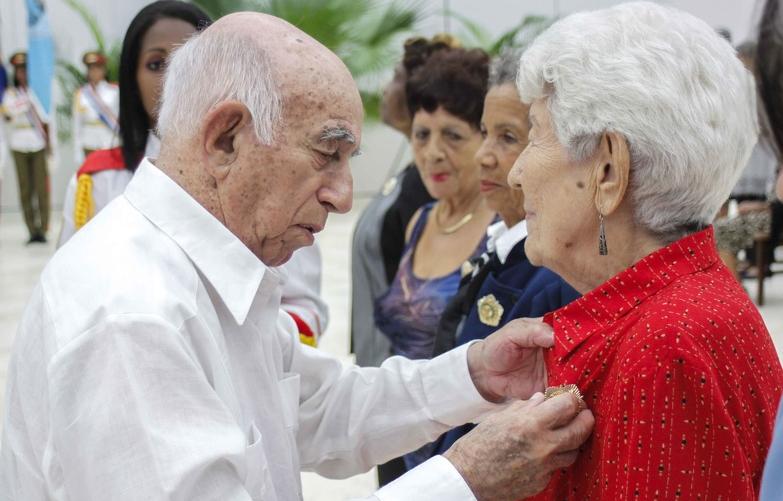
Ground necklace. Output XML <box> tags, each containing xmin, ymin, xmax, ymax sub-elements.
<box><xmin>435</xmin><ymin>203</ymin><xmax>475</xmax><ymax>234</ymax></box>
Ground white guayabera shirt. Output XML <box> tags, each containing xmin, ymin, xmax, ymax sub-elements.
<box><xmin>1</xmin><ymin>158</ymin><xmax>500</xmax><ymax>501</ymax></box>
<box><xmin>58</xmin><ymin>136</ymin><xmax>328</xmax><ymax>342</ymax></box>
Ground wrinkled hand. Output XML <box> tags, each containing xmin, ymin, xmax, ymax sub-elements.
<box><xmin>466</xmin><ymin>318</ymin><xmax>553</xmax><ymax>402</ymax></box>
<box><xmin>444</xmin><ymin>392</ymin><xmax>595</xmax><ymax>501</ymax></box>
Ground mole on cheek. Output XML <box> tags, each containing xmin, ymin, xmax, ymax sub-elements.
<box><xmin>576</xmin><ymin>181</ymin><xmax>585</xmax><ymax>189</ymax></box>
<box><xmin>564</xmin><ymin>241</ymin><xmax>574</xmax><ymax>249</ymax></box>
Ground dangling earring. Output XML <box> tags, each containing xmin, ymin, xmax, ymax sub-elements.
<box><xmin>598</xmin><ymin>213</ymin><xmax>608</xmax><ymax>256</ymax></box>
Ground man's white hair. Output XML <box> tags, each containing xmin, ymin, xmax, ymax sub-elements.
<box><xmin>157</xmin><ymin>29</ymin><xmax>281</xmax><ymax>144</ymax></box>
<box><xmin>517</xmin><ymin>1</ymin><xmax>758</xmax><ymax>239</ymax></box>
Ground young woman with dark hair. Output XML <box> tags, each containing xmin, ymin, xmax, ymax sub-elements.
<box><xmin>117</xmin><ymin>0</ymin><xmax>212</xmax><ymax>171</ymax></box>
<box><xmin>58</xmin><ymin>0</ymin><xmax>212</xmax><ymax>245</ymax></box>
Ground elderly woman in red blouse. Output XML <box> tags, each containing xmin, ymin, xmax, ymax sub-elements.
<box><xmin>503</xmin><ymin>2</ymin><xmax>783</xmax><ymax>499</ymax></box>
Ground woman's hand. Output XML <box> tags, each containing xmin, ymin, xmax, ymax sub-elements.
<box><xmin>466</xmin><ymin>318</ymin><xmax>553</xmax><ymax>402</ymax></box>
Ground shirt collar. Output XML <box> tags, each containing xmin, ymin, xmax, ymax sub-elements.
<box><xmin>544</xmin><ymin>227</ymin><xmax>719</xmax><ymax>359</ymax></box>
<box><xmin>123</xmin><ymin>158</ymin><xmax>267</xmax><ymax>325</ymax></box>
<box><xmin>487</xmin><ymin>220</ymin><xmax>528</xmax><ymax>264</ymax></box>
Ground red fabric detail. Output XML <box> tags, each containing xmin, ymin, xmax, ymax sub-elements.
<box><xmin>76</xmin><ymin>147</ymin><xmax>125</xmax><ymax>177</ymax></box>
<box><xmin>288</xmin><ymin>311</ymin><xmax>315</xmax><ymax>339</ymax></box>
<box><xmin>532</xmin><ymin>227</ymin><xmax>783</xmax><ymax>500</ymax></box>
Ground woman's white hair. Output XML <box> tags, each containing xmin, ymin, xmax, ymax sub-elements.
<box><xmin>157</xmin><ymin>28</ymin><xmax>281</xmax><ymax>144</ymax></box>
<box><xmin>517</xmin><ymin>1</ymin><xmax>758</xmax><ymax>239</ymax></box>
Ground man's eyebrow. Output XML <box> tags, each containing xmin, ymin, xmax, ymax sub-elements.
<box><xmin>319</xmin><ymin>126</ymin><xmax>356</xmax><ymax>145</ymax></box>
<box><xmin>320</xmin><ymin>126</ymin><xmax>361</xmax><ymax>157</ymax></box>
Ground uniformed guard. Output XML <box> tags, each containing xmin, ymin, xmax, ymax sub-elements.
<box><xmin>72</xmin><ymin>51</ymin><xmax>119</xmax><ymax>163</ymax></box>
<box><xmin>1</xmin><ymin>51</ymin><xmax>51</xmax><ymax>243</ymax></box>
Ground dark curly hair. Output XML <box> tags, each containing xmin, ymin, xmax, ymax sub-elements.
<box><xmin>401</xmin><ymin>34</ymin><xmax>460</xmax><ymax>74</ymax></box>
<box><xmin>405</xmin><ymin>47</ymin><xmax>490</xmax><ymax>129</ymax></box>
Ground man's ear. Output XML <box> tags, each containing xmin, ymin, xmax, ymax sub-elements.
<box><xmin>201</xmin><ymin>101</ymin><xmax>252</xmax><ymax>180</ymax></box>
<box><xmin>593</xmin><ymin>132</ymin><xmax>630</xmax><ymax>216</ymax></box>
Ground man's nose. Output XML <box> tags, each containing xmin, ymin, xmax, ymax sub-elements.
<box><xmin>320</xmin><ymin>168</ymin><xmax>353</xmax><ymax>214</ymax></box>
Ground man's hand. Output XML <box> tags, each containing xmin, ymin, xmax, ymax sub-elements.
<box><xmin>466</xmin><ymin>318</ymin><xmax>553</xmax><ymax>402</ymax></box>
<box><xmin>444</xmin><ymin>393</ymin><xmax>594</xmax><ymax>501</ymax></box>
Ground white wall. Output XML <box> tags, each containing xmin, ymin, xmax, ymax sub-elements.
<box><xmin>0</xmin><ymin>0</ymin><xmax>766</xmax><ymax>212</ymax></box>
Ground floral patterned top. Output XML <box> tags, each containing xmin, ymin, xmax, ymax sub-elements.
<box><xmin>374</xmin><ymin>203</ymin><xmax>488</xmax><ymax>360</ymax></box>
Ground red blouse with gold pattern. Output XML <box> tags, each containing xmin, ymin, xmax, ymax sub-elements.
<box><xmin>530</xmin><ymin>227</ymin><xmax>783</xmax><ymax>500</ymax></box>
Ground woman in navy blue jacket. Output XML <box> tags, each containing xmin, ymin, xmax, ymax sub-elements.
<box><xmin>430</xmin><ymin>51</ymin><xmax>580</xmax><ymax>454</ymax></box>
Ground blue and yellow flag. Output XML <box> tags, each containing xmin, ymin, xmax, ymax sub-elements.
<box><xmin>25</xmin><ymin>0</ymin><xmax>54</xmax><ymax>115</ymax></box>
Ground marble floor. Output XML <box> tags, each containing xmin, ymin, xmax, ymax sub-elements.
<box><xmin>1</xmin><ymin>205</ymin><xmax>783</xmax><ymax>500</ymax></box>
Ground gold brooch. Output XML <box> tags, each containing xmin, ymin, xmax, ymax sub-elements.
<box><xmin>477</xmin><ymin>294</ymin><xmax>504</xmax><ymax>327</ymax></box>
<box><xmin>544</xmin><ymin>384</ymin><xmax>586</xmax><ymax>411</ymax></box>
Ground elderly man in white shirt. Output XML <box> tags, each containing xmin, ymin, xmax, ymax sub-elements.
<box><xmin>1</xmin><ymin>13</ymin><xmax>593</xmax><ymax>501</ymax></box>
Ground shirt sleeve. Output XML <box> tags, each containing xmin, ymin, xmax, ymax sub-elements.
<box><xmin>370</xmin><ymin>455</ymin><xmax>475</xmax><ymax>501</ymax></box>
<box><xmin>285</xmin><ymin>319</ymin><xmax>503</xmax><ymax>478</ymax></box>
<box><xmin>47</xmin><ymin>315</ymin><xmax>258</xmax><ymax>500</ymax></box>
<box><xmin>606</xmin><ymin>349</ymin><xmax>756</xmax><ymax>500</ymax></box>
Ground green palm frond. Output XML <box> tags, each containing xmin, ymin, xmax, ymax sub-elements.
<box><xmin>265</xmin><ymin>0</ymin><xmax>375</xmax><ymax>52</ymax></box>
<box><xmin>488</xmin><ymin>15</ymin><xmax>553</xmax><ymax>55</ymax></box>
<box><xmin>350</xmin><ymin>0</ymin><xmax>423</xmax><ymax>48</ymax></box>
<box><xmin>444</xmin><ymin>9</ymin><xmax>493</xmax><ymax>50</ymax></box>
<box><xmin>63</xmin><ymin>0</ymin><xmax>107</xmax><ymax>53</ymax></box>
<box><xmin>104</xmin><ymin>40</ymin><xmax>123</xmax><ymax>83</ymax></box>
<box><xmin>55</xmin><ymin>61</ymin><xmax>87</xmax><ymax>141</ymax></box>
<box><xmin>191</xmin><ymin>0</ymin><xmax>266</xmax><ymax>23</ymax></box>
<box><xmin>57</xmin><ymin>61</ymin><xmax>87</xmax><ymax>88</ymax></box>
<box><xmin>190</xmin><ymin>0</ymin><xmax>423</xmax><ymax>122</ymax></box>
<box><xmin>447</xmin><ymin>11</ymin><xmax>554</xmax><ymax>56</ymax></box>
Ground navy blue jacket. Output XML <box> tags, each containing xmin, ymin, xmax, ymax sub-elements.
<box><xmin>433</xmin><ymin>237</ymin><xmax>580</xmax><ymax>455</ymax></box>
